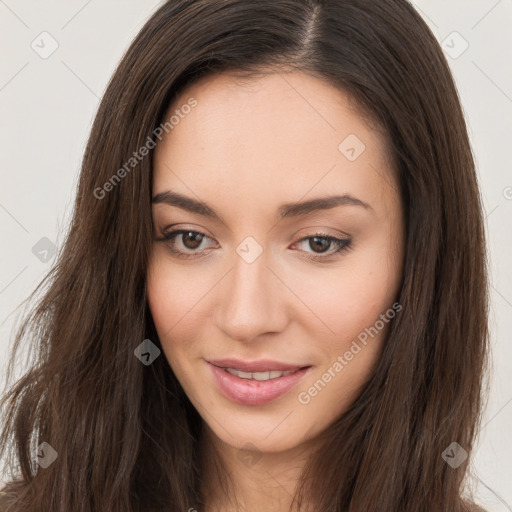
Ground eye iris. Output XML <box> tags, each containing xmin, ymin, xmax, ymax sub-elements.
<box><xmin>309</xmin><ymin>236</ymin><xmax>330</xmax><ymax>253</ymax></box>
<box><xmin>182</xmin><ymin>231</ymin><xmax>203</xmax><ymax>249</ymax></box>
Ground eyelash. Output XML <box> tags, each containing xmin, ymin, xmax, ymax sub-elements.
<box><xmin>155</xmin><ymin>228</ymin><xmax>352</xmax><ymax>262</ymax></box>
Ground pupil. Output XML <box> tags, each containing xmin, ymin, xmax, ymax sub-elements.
<box><xmin>310</xmin><ymin>236</ymin><xmax>330</xmax><ymax>253</ymax></box>
<box><xmin>184</xmin><ymin>232</ymin><xmax>203</xmax><ymax>249</ymax></box>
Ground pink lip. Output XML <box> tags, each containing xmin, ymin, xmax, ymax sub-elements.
<box><xmin>207</xmin><ymin>358</ymin><xmax>308</xmax><ymax>372</ymax></box>
<box><xmin>207</xmin><ymin>361</ymin><xmax>312</xmax><ymax>406</ymax></box>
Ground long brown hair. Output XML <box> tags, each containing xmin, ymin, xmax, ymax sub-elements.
<box><xmin>0</xmin><ymin>1</ymin><xmax>490</xmax><ymax>510</ymax></box>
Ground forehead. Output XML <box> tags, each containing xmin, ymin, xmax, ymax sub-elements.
<box><xmin>152</xmin><ymin>71</ymin><xmax>397</xmax><ymax>220</ymax></box>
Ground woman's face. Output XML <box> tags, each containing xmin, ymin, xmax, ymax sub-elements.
<box><xmin>147</xmin><ymin>71</ymin><xmax>405</xmax><ymax>454</ymax></box>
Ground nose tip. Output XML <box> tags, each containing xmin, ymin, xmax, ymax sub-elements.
<box><xmin>215</xmin><ymin>255</ymin><xmax>287</xmax><ymax>343</ymax></box>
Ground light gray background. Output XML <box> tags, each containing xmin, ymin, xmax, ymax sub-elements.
<box><xmin>1</xmin><ymin>1</ymin><xmax>511</xmax><ymax>509</ymax></box>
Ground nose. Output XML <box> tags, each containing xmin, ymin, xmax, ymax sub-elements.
<box><xmin>215</xmin><ymin>247</ymin><xmax>288</xmax><ymax>343</ymax></box>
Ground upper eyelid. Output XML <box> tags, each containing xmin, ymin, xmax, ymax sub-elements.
<box><xmin>158</xmin><ymin>226</ymin><xmax>348</xmax><ymax>240</ymax></box>
<box><xmin>159</xmin><ymin>227</ymin><xmax>216</xmax><ymax>243</ymax></box>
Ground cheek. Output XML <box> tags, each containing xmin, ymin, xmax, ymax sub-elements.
<box><xmin>146</xmin><ymin>255</ymin><xmax>192</xmax><ymax>360</ymax></box>
<box><xmin>146</xmin><ymin>251</ymin><xmax>222</xmax><ymax>378</ymax></box>
<box><xmin>147</xmin><ymin>251</ymin><xmax>211</xmax><ymax>335</ymax></box>
<box><xmin>293</xmin><ymin>255</ymin><xmax>399</xmax><ymax>416</ymax></box>
<box><xmin>290</xmin><ymin>239</ymin><xmax>401</xmax><ymax>351</ymax></box>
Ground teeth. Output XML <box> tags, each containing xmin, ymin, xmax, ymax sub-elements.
<box><xmin>224</xmin><ymin>368</ymin><xmax>294</xmax><ymax>380</ymax></box>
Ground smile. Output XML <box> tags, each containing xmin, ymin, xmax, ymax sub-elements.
<box><xmin>207</xmin><ymin>361</ymin><xmax>312</xmax><ymax>405</ymax></box>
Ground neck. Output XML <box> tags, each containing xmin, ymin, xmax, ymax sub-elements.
<box><xmin>199</xmin><ymin>423</ymin><xmax>315</xmax><ymax>512</ymax></box>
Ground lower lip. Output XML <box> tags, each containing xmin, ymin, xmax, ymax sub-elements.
<box><xmin>207</xmin><ymin>362</ymin><xmax>311</xmax><ymax>406</ymax></box>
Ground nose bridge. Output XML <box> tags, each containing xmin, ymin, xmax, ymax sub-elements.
<box><xmin>216</xmin><ymin>238</ymin><xmax>285</xmax><ymax>341</ymax></box>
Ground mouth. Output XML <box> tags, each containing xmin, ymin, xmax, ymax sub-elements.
<box><xmin>207</xmin><ymin>358</ymin><xmax>311</xmax><ymax>374</ymax></box>
<box><xmin>210</xmin><ymin>364</ymin><xmax>311</xmax><ymax>381</ymax></box>
<box><xmin>206</xmin><ymin>360</ymin><xmax>313</xmax><ymax>405</ymax></box>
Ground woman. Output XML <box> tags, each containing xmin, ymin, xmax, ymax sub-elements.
<box><xmin>0</xmin><ymin>0</ymin><xmax>490</xmax><ymax>511</ymax></box>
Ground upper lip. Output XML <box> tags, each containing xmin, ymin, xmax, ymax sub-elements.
<box><xmin>207</xmin><ymin>358</ymin><xmax>311</xmax><ymax>372</ymax></box>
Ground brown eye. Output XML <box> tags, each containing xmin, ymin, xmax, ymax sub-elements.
<box><xmin>308</xmin><ymin>236</ymin><xmax>332</xmax><ymax>253</ymax></box>
<box><xmin>180</xmin><ymin>231</ymin><xmax>204</xmax><ymax>250</ymax></box>
<box><xmin>155</xmin><ymin>228</ymin><xmax>351</xmax><ymax>262</ymax></box>
<box><xmin>293</xmin><ymin>233</ymin><xmax>352</xmax><ymax>261</ymax></box>
<box><xmin>156</xmin><ymin>229</ymin><xmax>215</xmax><ymax>259</ymax></box>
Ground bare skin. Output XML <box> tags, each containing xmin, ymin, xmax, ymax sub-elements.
<box><xmin>147</xmin><ymin>70</ymin><xmax>405</xmax><ymax>512</ymax></box>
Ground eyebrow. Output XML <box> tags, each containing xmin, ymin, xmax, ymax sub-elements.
<box><xmin>151</xmin><ymin>190</ymin><xmax>374</xmax><ymax>223</ymax></box>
